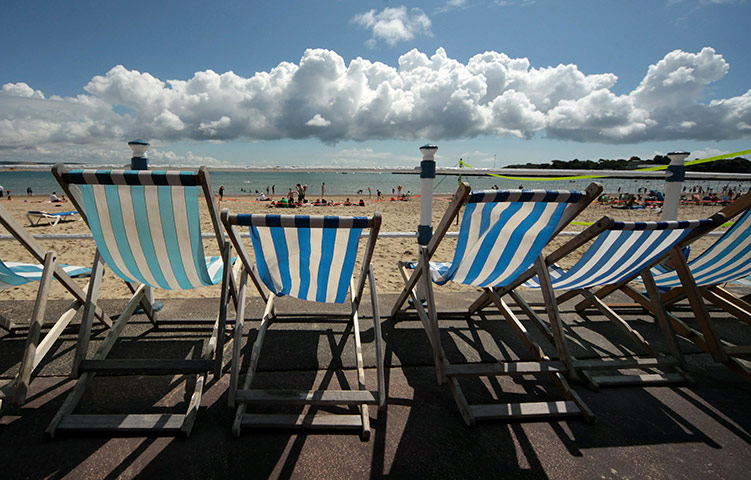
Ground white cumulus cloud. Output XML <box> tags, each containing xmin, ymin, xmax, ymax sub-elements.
<box><xmin>353</xmin><ymin>6</ymin><xmax>432</xmax><ymax>47</ymax></box>
<box><xmin>1</xmin><ymin>46</ymin><xmax>749</xmax><ymax>161</ymax></box>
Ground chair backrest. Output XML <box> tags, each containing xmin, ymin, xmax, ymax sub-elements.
<box><xmin>223</xmin><ymin>213</ymin><xmax>380</xmax><ymax>304</ymax></box>
<box><xmin>546</xmin><ymin>219</ymin><xmax>712</xmax><ymax>290</ymax></box>
<box><xmin>53</xmin><ymin>165</ymin><xmax>225</xmax><ymax>291</ymax></box>
<box><xmin>653</xmin><ymin>208</ymin><xmax>751</xmax><ymax>288</ymax></box>
<box><xmin>439</xmin><ymin>189</ymin><xmax>594</xmax><ymax>288</ymax></box>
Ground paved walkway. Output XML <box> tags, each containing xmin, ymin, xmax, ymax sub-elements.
<box><xmin>1</xmin><ymin>293</ymin><xmax>750</xmax><ymax>479</ymax></box>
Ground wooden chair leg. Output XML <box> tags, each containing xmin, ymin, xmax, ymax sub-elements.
<box><xmin>368</xmin><ymin>266</ymin><xmax>386</xmax><ymax>410</ymax></box>
<box><xmin>13</xmin><ymin>252</ymin><xmax>56</xmax><ymax>406</ymax></box>
<box><xmin>229</xmin><ymin>269</ymin><xmax>248</xmax><ymax>408</ymax></box>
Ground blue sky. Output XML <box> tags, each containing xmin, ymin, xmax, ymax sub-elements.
<box><xmin>1</xmin><ymin>0</ymin><xmax>750</xmax><ymax>168</ymax></box>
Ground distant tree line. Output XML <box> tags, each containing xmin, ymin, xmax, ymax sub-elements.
<box><xmin>506</xmin><ymin>156</ymin><xmax>751</xmax><ymax>173</ymax></box>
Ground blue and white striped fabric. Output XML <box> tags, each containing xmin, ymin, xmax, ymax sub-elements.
<box><xmin>237</xmin><ymin>214</ymin><xmax>368</xmax><ymax>304</ymax></box>
<box><xmin>524</xmin><ymin>220</ymin><xmax>711</xmax><ymax>290</ymax></box>
<box><xmin>1</xmin><ymin>260</ymin><xmax>91</xmax><ymax>290</ymax></box>
<box><xmin>61</xmin><ymin>169</ymin><xmax>220</xmax><ymax>290</ymax></box>
<box><xmin>427</xmin><ymin>189</ymin><xmax>584</xmax><ymax>288</ymax></box>
<box><xmin>653</xmin><ymin>209</ymin><xmax>751</xmax><ymax>288</ymax></box>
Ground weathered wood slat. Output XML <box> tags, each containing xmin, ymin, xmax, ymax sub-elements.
<box><xmin>236</xmin><ymin>389</ymin><xmax>377</xmax><ymax>405</ymax></box>
<box><xmin>240</xmin><ymin>413</ymin><xmax>364</xmax><ymax>429</ymax></box>
<box><xmin>723</xmin><ymin>345</ymin><xmax>751</xmax><ymax>358</ymax></box>
<box><xmin>469</xmin><ymin>401</ymin><xmax>581</xmax><ymax>420</ymax></box>
<box><xmin>445</xmin><ymin>361</ymin><xmax>567</xmax><ymax>377</ymax></box>
<box><xmin>78</xmin><ymin>359</ymin><xmax>214</xmax><ymax>375</ymax></box>
<box><xmin>56</xmin><ymin>414</ymin><xmax>186</xmax><ymax>432</ymax></box>
<box><xmin>574</xmin><ymin>357</ymin><xmax>679</xmax><ymax>370</ymax></box>
<box><xmin>590</xmin><ymin>373</ymin><xmax>685</xmax><ymax>386</ymax></box>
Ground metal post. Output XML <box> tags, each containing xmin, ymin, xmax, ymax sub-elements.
<box><xmin>418</xmin><ymin>144</ymin><xmax>437</xmax><ymax>246</ymax></box>
<box><xmin>662</xmin><ymin>151</ymin><xmax>688</xmax><ymax>221</ymax></box>
<box><xmin>128</xmin><ymin>139</ymin><xmax>150</xmax><ymax>170</ymax></box>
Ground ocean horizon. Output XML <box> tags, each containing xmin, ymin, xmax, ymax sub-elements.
<box><xmin>1</xmin><ymin>164</ymin><xmax>748</xmax><ymax>198</ymax></box>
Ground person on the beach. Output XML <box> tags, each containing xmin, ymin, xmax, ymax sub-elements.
<box><xmin>27</xmin><ymin>187</ymin><xmax>32</xmax><ymax>196</ymax></box>
<box><xmin>358</xmin><ymin>199</ymin><xmax>365</xmax><ymax>207</ymax></box>
<box><xmin>50</xmin><ymin>192</ymin><xmax>62</xmax><ymax>202</ymax></box>
<box><xmin>218</xmin><ymin>185</ymin><xmax>224</xmax><ymax>201</ymax></box>
<box><xmin>321</xmin><ymin>182</ymin><xmax>325</xmax><ymax>196</ymax></box>
<box><xmin>0</xmin><ymin>185</ymin><xmax>3</xmax><ymax>198</ymax></box>
<box><xmin>368</xmin><ymin>187</ymin><xmax>371</xmax><ymax>199</ymax></box>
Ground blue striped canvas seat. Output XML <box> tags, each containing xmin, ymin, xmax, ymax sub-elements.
<box><xmin>46</xmin><ymin>165</ymin><xmax>234</xmax><ymax>437</ymax></box>
<box><xmin>235</xmin><ymin>214</ymin><xmax>370</xmax><ymax>303</ymax></box>
<box><xmin>421</xmin><ymin>189</ymin><xmax>585</xmax><ymax>288</ymax></box>
<box><xmin>0</xmin><ymin>260</ymin><xmax>90</xmax><ymax>289</ymax></box>
<box><xmin>651</xmin><ymin>209</ymin><xmax>751</xmax><ymax>288</ymax></box>
<box><xmin>223</xmin><ymin>211</ymin><xmax>383</xmax><ymax>437</ymax></box>
<box><xmin>523</xmin><ymin>220</ymin><xmax>712</xmax><ymax>290</ymax></box>
<box><xmin>59</xmin><ymin>169</ymin><xmax>224</xmax><ymax>290</ymax></box>
<box><xmin>391</xmin><ymin>182</ymin><xmax>605</xmax><ymax>426</ymax></box>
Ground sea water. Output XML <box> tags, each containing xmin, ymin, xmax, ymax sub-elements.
<box><xmin>0</xmin><ymin>168</ymin><xmax>746</xmax><ymax>198</ymax></box>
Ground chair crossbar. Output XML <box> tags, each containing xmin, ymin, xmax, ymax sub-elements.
<box><xmin>228</xmin><ymin>213</ymin><xmax>373</xmax><ymax>229</ymax></box>
<box><xmin>240</xmin><ymin>413</ymin><xmax>366</xmax><ymax>430</ymax></box>
<box><xmin>59</xmin><ymin>169</ymin><xmax>200</xmax><ymax>186</ymax></box>
<box><xmin>236</xmin><ymin>389</ymin><xmax>378</xmax><ymax>405</ymax></box>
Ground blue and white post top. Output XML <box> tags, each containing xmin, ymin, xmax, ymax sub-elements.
<box><xmin>666</xmin><ymin>151</ymin><xmax>689</xmax><ymax>182</ymax></box>
<box><xmin>128</xmin><ymin>139</ymin><xmax>150</xmax><ymax>170</ymax></box>
<box><xmin>662</xmin><ymin>151</ymin><xmax>689</xmax><ymax>222</ymax></box>
<box><xmin>418</xmin><ymin>144</ymin><xmax>438</xmax><ymax>246</ymax></box>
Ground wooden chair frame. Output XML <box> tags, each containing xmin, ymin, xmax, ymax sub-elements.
<box><xmin>391</xmin><ymin>182</ymin><xmax>602</xmax><ymax>426</ymax></box>
<box><xmin>577</xmin><ymin>192</ymin><xmax>751</xmax><ymax>381</ymax></box>
<box><xmin>222</xmin><ymin>210</ymin><xmax>385</xmax><ymax>440</ymax></box>
<box><xmin>45</xmin><ymin>164</ymin><xmax>237</xmax><ymax>437</ymax></box>
<box><xmin>496</xmin><ymin>216</ymin><xmax>726</xmax><ymax>390</ymax></box>
<box><xmin>0</xmin><ymin>203</ymin><xmax>110</xmax><ymax>412</ymax></box>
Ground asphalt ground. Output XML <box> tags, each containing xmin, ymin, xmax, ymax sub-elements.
<box><xmin>0</xmin><ymin>291</ymin><xmax>750</xmax><ymax>479</ymax></box>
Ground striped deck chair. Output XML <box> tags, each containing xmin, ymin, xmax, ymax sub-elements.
<box><xmin>513</xmin><ymin>217</ymin><xmax>720</xmax><ymax>389</ymax></box>
<box><xmin>0</xmin><ymin>202</ymin><xmax>109</xmax><ymax>412</ymax></box>
<box><xmin>45</xmin><ymin>164</ymin><xmax>237</xmax><ymax>437</ymax></box>
<box><xmin>391</xmin><ymin>182</ymin><xmax>602</xmax><ymax>426</ymax></box>
<box><xmin>576</xmin><ymin>192</ymin><xmax>751</xmax><ymax>381</ymax></box>
<box><xmin>222</xmin><ymin>211</ymin><xmax>384</xmax><ymax>440</ymax></box>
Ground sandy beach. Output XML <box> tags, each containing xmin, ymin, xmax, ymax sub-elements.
<box><xmin>0</xmin><ymin>192</ymin><xmax>726</xmax><ymax>301</ymax></box>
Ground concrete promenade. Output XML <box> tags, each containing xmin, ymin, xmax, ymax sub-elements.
<box><xmin>0</xmin><ymin>292</ymin><xmax>750</xmax><ymax>479</ymax></box>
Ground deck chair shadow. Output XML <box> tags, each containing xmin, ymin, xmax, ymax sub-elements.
<box><xmin>222</xmin><ymin>210</ymin><xmax>385</xmax><ymax>440</ymax></box>
<box><xmin>46</xmin><ymin>164</ymin><xmax>237</xmax><ymax>437</ymax></box>
<box><xmin>0</xmin><ymin>203</ymin><xmax>110</xmax><ymax>412</ymax></box>
<box><xmin>391</xmin><ymin>182</ymin><xmax>602</xmax><ymax>426</ymax></box>
<box><xmin>510</xmin><ymin>215</ymin><xmax>725</xmax><ymax>390</ymax></box>
<box><xmin>589</xmin><ymin>192</ymin><xmax>751</xmax><ymax>381</ymax></box>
